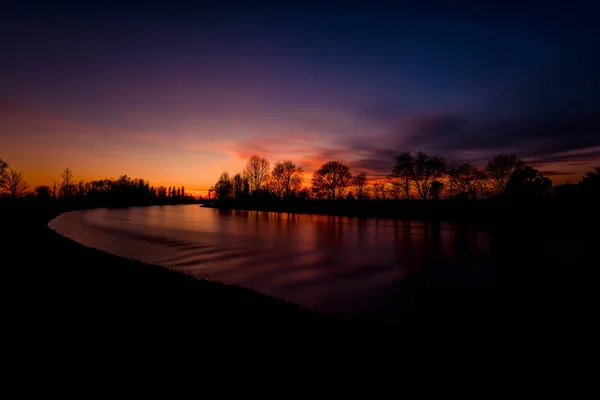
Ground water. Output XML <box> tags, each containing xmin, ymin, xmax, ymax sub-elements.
<box><xmin>49</xmin><ymin>205</ymin><xmax>494</xmax><ymax>322</ymax></box>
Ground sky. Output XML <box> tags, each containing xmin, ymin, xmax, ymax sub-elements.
<box><xmin>1</xmin><ymin>0</ymin><xmax>599</xmax><ymax>194</ymax></box>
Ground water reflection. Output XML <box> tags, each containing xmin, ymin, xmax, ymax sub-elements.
<box><xmin>50</xmin><ymin>205</ymin><xmax>493</xmax><ymax>322</ymax></box>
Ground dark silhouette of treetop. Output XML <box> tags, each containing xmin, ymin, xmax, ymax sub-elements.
<box><xmin>580</xmin><ymin>166</ymin><xmax>600</xmax><ymax>196</ymax></box>
<box><xmin>412</xmin><ymin>151</ymin><xmax>446</xmax><ymax>200</ymax></box>
<box><xmin>447</xmin><ymin>162</ymin><xmax>487</xmax><ymax>199</ymax></box>
<box><xmin>351</xmin><ymin>172</ymin><xmax>368</xmax><ymax>200</ymax></box>
<box><xmin>214</xmin><ymin>172</ymin><xmax>233</xmax><ymax>201</ymax></box>
<box><xmin>271</xmin><ymin>160</ymin><xmax>303</xmax><ymax>200</ymax></box>
<box><xmin>506</xmin><ymin>165</ymin><xmax>552</xmax><ymax>198</ymax></box>
<box><xmin>311</xmin><ymin>161</ymin><xmax>352</xmax><ymax>200</ymax></box>
<box><xmin>244</xmin><ymin>155</ymin><xmax>270</xmax><ymax>193</ymax></box>
<box><xmin>486</xmin><ymin>154</ymin><xmax>524</xmax><ymax>195</ymax></box>
<box><xmin>0</xmin><ymin>158</ymin><xmax>9</xmax><ymax>193</ymax></box>
<box><xmin>60</xmin><ymin>167</ymin><xmax>76</xmax><ymax>198</ymax></box>
<box><xmin>389</xmin><ymin>152</ymin><xmax>414</xmax><ymax>199</ymax></box>
<box><xmin>2</xmin><ymin>168</ymin><xmax>29</xmax><ymax>198</ymax></box>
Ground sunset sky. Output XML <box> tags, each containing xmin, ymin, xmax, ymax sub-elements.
<box><xmin>2</xmin><ymin>1</ymin><xmax>599</xmax><ymax>194</ymax></box>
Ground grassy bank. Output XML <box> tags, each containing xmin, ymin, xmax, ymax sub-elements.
<box><xmin>2</xmin><ymin>204</ymin><xmax>358</xmax><ymax>341</ymax></box>
<box><xmin>1</xmin><ymin>202</ymin><xmax>505</xmax><ymax>349</ymax></box>
<box><xmin>3</xmin><ymin>200</ymin><xmax>597</xmax><ymax>358</ymax></box>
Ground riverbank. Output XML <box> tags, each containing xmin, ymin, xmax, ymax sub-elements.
<box><xmin>2</xmin><ymin>205</ymin><xmax>361</xmax><ymax>342</ymax></box>
<box><xmin>204</xmin><ymin>197</ymin><xmax>600</xmax><ymax>233</ymax></box>
<box><xmin>3</xmin><ymin>201</ymin><xmax>596</xmax><ymax>358</ymax></box>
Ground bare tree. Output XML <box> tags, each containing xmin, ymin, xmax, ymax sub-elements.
<box><xmin>413</xmin><ymin>151</ymin><xmax>446</xmax><ymax>200</ymax></box>
<box><xmin>1</xmin><ymin>168</ymin><xmax>29</xmax><ymax>198</ymax></box>
<box><xmin>0</xmin><ymin>158</ymin><xmax>8</xmax><ymax>190</ymax></box>
<box><xmin>232</xmin><ymin>173</ymin><xmax>249</xmax><ymax>199</ymax></box>
<box><xmin>244</xmin><ymin>155</ymin><xmax>270</xmax><ymax>193</ymax></box>
<box><xmin>270</xmin><ymin>160</ymin><xmax>303</xmax><ymax>199</ymax></box>
<box><xmin>373</xmin><ymin>182</ymin><xmax>388</xmax><ymax>200</ymax></box>
<box><xmin>77</xmin><ymin>180</ymin><xmax>91</xmax><ymax>197</ymax></box>
<box><xmin>389</xmin><ymin>152</ymin><xmax>414</xmax><ymax>199</ymax></box>
<box><xmin>486</xmin><ymin>154</ymin><xmax>524</xmax><ymax>195</ymax></box>
<box><xmin>311</xmin><ymin>161</ymin><xmax>352</xmax><ymax>200</ymax></box>
<box><xmin>351</xmin><ymin>172</ymin><xmax>368</xmax><ymax>200</ymax></box>
<box><xmin>387</xmin><ymin>178</ymin><xmax>403</xmax><ymax>200</ymax></box>
<box><xmin>447</xmin><ymin>162</ymin><xmax>487</xmax><ymax>199</ymax></box>
<box><xmin>60</xmin><ymin>167</ymin><xmax>75</xmax><ymax>198</ymax></box>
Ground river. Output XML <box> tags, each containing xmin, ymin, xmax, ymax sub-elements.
<box><xmin>49</xmin><ymin>205</ymin><xmax>495</xmax><ymax>322</ymax></box>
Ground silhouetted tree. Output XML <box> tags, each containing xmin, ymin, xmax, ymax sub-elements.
<box><xmin>77</xmin><ymin>180</ymin><xmax>90</xmax><ymax>197</ymax></box>
<box><xmin>486</xmin><ymin>154</ymin><xmax>524</xmax><ymax>195</ymax></box>
<box><xmin>34</xmin><ymin>185</ymin><xmax>52</xmax><ymax>200</ymax></box>
<box><xmin>447</xmin><ymin>162</ymin><xmax>487</xmax><ymax>199</ymax></box>
<box><xmin>231</xmin><ymin>173</ymin><xmax>249</xmax><ymax>199</ymax></box>
<box><xmin>214</xmin><ymin>172</ymin><xmax>233</xmax><ymax>201</ymax></box>
<box><xmin>244</xmin><ymin>155</ymin><xmax>270</xmax><ymax>193</ymax></box>
<box><xmin>0</xmin><ymin>158</ymin><xmax>8</xmax><ymax>191</ymax></box>
<box><xmin>270</xmin><ymin>160</ymin><xmax>303</xmax><ymax>199</ymax></box>
<box><xmin>351</xmin><ymin>172</ymin><xmax>368</xmax><ymax>200</ymax></box>
<box><xmin>60</xmin><ymin>167</ymin><xmax>75</xmax><ymax>198</ymax></box>
<box><xmin>181</xmin><ymin>186</ymin><xmax>185</xmax><ymax>200</ymax></box>
<box><xmin>505</xmin><ymin>165</ymin><xmax>552</xmax><ymax>198</ymax></box>
<box><xmin>373</xmin><ymin>182</ymin><xmax>388</xmax><ymax>200</ymax></box>
<box><xmin>312</xmin><ymin>161</ymin><xmax>352</xmax><ymax>200</ymax></box>
<box><xmin>430</xmin><ymin>181</ymin><xmax>444</xmax><ymax>200</ymax></box>
<box><xmin>298</xmin><ymin>187</ymin><xmax>311</xmax><ymax>200</ymax></box>
<box><xmin>389</xmin><ymin>152</ymin><xmax>414</xmax><ymax>199</ymax></box>
<box><xmin>387</xmin><ymin>178</ymin><xmax>404</xmax><ymax>200</ymax></box>
<box><xmin>413</xmin><ymin>151</ymin><xmax>446</xmax><ymax>200</ymax></box>
<box><xmin>580</xmin><ymin>166</ymin><xmax>600</xmax><ymax>196</ymax></box>
<box><xmin>1</xmin><ymin>168</ymin><xmax>29</xmax><ymax>198</ymax></box>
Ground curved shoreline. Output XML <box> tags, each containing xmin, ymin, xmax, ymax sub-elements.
<box><xmin>4</xmin><ymin>205</ymin><xmax>350</xmax><ymax>334</ymax></box>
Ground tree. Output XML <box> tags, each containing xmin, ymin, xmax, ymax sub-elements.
<box><xmin>413</xmin><ymin>151</ymin><xmax>446</xmax><ymax>200</ymax></box>
<box><xmin>351</xmin><ymin>172</ymin><xmax>368</xmax><ymax>200</ymax></box>
<box><xmin>373</xmin><ymin>182</ymin><xmax>388</xmax><ymax>200</ymax></box>
<box><xmin>244</xmin><ymin>155</ymin><xmax>270</xmax><ymax>193</ymax></box>
<box><xmin>389</xmin><ymin>152</ymin><xmax>414</xmax><ymax>199</ymax></box>
<box><xmin>505</xmin><ymin>165</ymin><xmax>552</xmax><ymax>198</ymax></box>
<box><xmin>270</xmin><ymin>160</ymin><xmax>303</xmax><ymax>199</ymax></box>
<box><xmin>387</xmin><ymin>179</ymin><xmax>404</xmax><ymax>200</ymax></box>
<box><xmin>77</xmin><ymin>180</ymin><xmax>90</xmax><ymax>197</ymax></box>
<box><xmin>430</xmin><ymin>181</ymin><xmax>444</xmax><ymax>200</ymax></box>
<box><xmin>447</xmin><ymin>162</ymin><xmax>487</xmax><ymax>199</ymax></box>
<box><xmin>34</xmin><ymin>185</ymin><xmax>52</xmax><ymax>200</ymax></box>
<box><xmin>1</xmin><ymin>168</ymin><xmax>29</xmax><ymax>198</ymax></box>
<box><xmin>232</xmin><ymin>173</ymin><xmax>249</xmax><ymax>199</ymax></box>
<box><xmin>580</xmin><ymin>166</ymin><xmax>600</xmax><ymax>196</ymax></box>
<box><xmin>60</xmin><ymin>167</ymin><xmax>75</xmax><ymax>198</ymax></box>
<box><xmin>486</xmin><ymin>154</ymin><xmax>524</xmax><ymax>195</ymax></box>
<box><xmin>213</xmin><ymin>172</ymin><xmax>233</xmax><ymax>201</ymax></box>
<box><xmin>311</xmin><ymin>161</ymin><xmax>352</xmax><ymax>200</ymax></box>
<box><xmin>0</xmin><ymin>158</ymin><xmax>8</xmax><ymax>190</ymax></box>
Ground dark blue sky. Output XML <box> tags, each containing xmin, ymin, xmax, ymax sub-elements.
<box><xmin>2</xmin><ymin>0</ymin><xmax>599</xmax><ymax>188</ymax></box>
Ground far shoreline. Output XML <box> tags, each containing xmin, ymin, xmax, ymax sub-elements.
<box><xmin>199</xmin><ymin>197</ymin><xmax>600</xmax><ymax>233</ymax></box>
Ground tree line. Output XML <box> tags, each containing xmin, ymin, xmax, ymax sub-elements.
<box><xmin>210</xmin><ymin>153</ymin><xmax>600</xmax><ymax>202</ymax></box>
<box><xmin>0</xmin><ymin>159</ymin><xmax>194</xmax><ymax>206</ymax></box>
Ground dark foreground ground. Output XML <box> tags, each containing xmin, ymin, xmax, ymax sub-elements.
<box><xmin>2</xmin><ymin>201</ymin><xmax>598</xmax><ymax>366</ymax></box>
